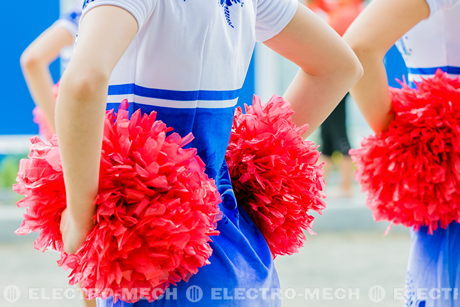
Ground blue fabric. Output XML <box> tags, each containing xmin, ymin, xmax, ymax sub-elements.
<box><xmin>98</xmin><ymin>102</ymin><xmax>280</xmax><ymax>307</ymax></box>
<box><xmin>407</xmin><ymin>66</ymin><xmax>460</xmax><ymax>75</ymax></box>
<box><xmin>406</xmin><ymin>222</ymin><xmax>460</xmax><ymax>307</ymax></box>
<box><xmin>405</xmin><ymin>74</ymin><xmax>460</xmax><ymax>307</ymax></box>
<box><xmin>63</xmin><ymin>10</ymin><xmax>82</xmax><ymax>26</ymax></box>
<box><xmin>108</xmin><ymin>84</ymin><xmax>241</xmax><ymax>101</ymax></box>
<box><xmin>384</xmin><ymin>45</ymin><xmax>408</xmax><ymax>89</ymax></box>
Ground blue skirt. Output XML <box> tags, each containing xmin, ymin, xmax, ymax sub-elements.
<box><xmin>406</xmin><ymin>222</ymin><xmax>460</xmax><ymax>307</ymax></box>
<box><xmin>96</xmin><ymin>164</ymin><xmax>280</xmax><ymax>307</ymax></box>
<box><xmin>96</xmin><ymin>103</ymin><xmax>280</xmax><ymax>306</ymax></box>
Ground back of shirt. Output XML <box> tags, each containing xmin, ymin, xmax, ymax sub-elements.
<box><xmin>81</xmin><ymin>0</ymin><xmax>298</xmax><ymax>178</ymax></box>
<box><xmin>80</xmin><ymin>2</ymin><xmax>298</xmax><ymax>305</ymax></box>
<box><xmin>396</xmin><ymin>0</ymin><xmax>460</xmax><ymax>82</ymax></box>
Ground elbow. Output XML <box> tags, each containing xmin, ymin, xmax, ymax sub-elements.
<box><xmin>345</xmin><ymin>52</ymin><xmax>364</xmax><ymax>84</ymax></box>
<box><xmin>348</xmin><ymin>40</ymin><xmax>384</xmax><ymax>73</ymax></box>
<box><xmin>305</xmin><ymin>45</ymin><xmax>364</xmax><ymax>86</ymax></box>
<box><xmin>350</xmin><ymin>43</ymin><xmax>373</xmax><ymax>64</ymax></box>
<box><xmin>59</xmin><ymin>68</ymin><xmax>109</xmax><ymax>103</ymax></box>
<box><xmin>325</xmin><ymin>49</ymin><xmax>364</xmax><ymax>86</ymax></box>
<box><xmin>20</xmin><ymin>50</ymin><xmax>45</xmax><ymax>72</ymax></box>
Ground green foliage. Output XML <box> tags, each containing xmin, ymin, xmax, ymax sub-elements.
<box><xmin>0</xmin><ymin>155</ymin><xmax>24</xmax><ymax>189</ymax></box>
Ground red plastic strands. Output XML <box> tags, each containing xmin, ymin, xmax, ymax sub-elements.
<box><xmin>226</xmin><ymin>95</ymin><xmax>326</xmax><ymax>257</ymax></box>
<box><xmin>14</xmin><ymin>101</ymin><xmax>222</xmax><ymax>303</ymax></box>
<box><xmin>351</xmin><ymin>71</ymin><xmax>460</xmax><ymax>233</ymax></box>
<box><xmin>15</xmin><ymin>136</ymin><xmax>65</xmax><ymax>251</ymax></box>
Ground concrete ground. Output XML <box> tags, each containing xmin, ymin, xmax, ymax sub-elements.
<box><xmin>0</xmin><ymin>232</ymin><xmax>410</xmax><ymax>307</ymax></box>
<box><xmin>275</xmin><ymin>231</ymin><xmax>410</xmax><ymax>307</ymax></box>
<box><xmin>0</xmin><ymin>177</ymin><xmax>412</xmax><ymax>307</ymax></box>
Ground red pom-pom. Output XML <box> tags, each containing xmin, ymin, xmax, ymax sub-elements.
<box><xmin>226</xmin><ymin>95</ymin><xmax>325</xmax><ymax>257</ymax></box>
<box><xmin>351</xmin><ymin>71</ymin><xmax>460</xmax><ymax>233</ymax></box>
<box><xmin>15</xmin><ymin>136</ymin><xmax>64</xmax><ymax>250</ymax></box>
<box><xmin>14</xmin><ymin>101</ymin><xmax>222</xmax><ymax>302</ymax></box>
<box><xmin>32</xmin><ymin>107</ymin><xmax>54</xmax><ymax>140</ymax></box>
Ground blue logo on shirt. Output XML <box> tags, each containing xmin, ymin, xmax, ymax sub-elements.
<box><xmin>184</xmin><ymin>0</ymin><xmax>243</xmax><ymax>28</ymax></box>
<box><xmin>82</xmin><ymin>0</ymin><xmax>95</xmax><ymax>9</ymax></box>
<box><xmin>220</xmin><ymin>0</ymin><xmax>244</xmax><ymax>28</ymax></box>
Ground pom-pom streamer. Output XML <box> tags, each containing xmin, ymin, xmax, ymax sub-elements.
<box><xmin>351</xmin><ymin>71</ymin><xmax>460</xmax><ymax>233</ymax></box>
<box><xmin>15</xmin><ymin>101</ymin><xmax>222</xmax><ymax>302</ymax></box>
<box><xmin>227</xmin><ymin>95</ymin><xmax>325</xmax><ymax>257</ymax></box>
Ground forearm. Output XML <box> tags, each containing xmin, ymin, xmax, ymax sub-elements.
<box><xmin>349</xmin><ymin>52</ymin><xmax>393</xmax><ymax>133</ymax></box>
<box><xmin>53</xmin><ymin>5</ymin><xmax>138</xmax><ymax>253</ymax></box>
<box><xmin>342</xmin><ymin>0</ymin><xmax>430</xmax><ymax>132</ymax></box>
<box><xmin>21</xmin><ymin>60</ymin><xmax>57</xmax><ymax>130</ymax></box>
<box><xmin>285</xmin><ymin>69</ymin><xmax>358</xmax><ymax>135</ymax></box>
<box><xmin>265</xmin><ymin>5</ymin><xmax>362</xmax><ymax>136</ymax></box>
<box><xmin>55</xmin><ymin>69</ymin><xmax>108</xmax><ymax>227</ymax></box>
<box><xmin>21</xmin><ymin>25</ymin><xmax>76</xmax><ymax>130</ymax></box>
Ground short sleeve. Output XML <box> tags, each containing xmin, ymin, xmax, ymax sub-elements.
<box><xmin>425</xmin><ymin>0</ymin><xmax>460</xmax><ymax>15</ymax></box>
<box><xmin>81</xmin><ymin>0</ymin><xmax>156</xmax><ymax>29</ymax></box>
<box><xmin>53</xmin><ymin>9</ymin><xmax>82</xmax><ymax>38</ymax></box>
<box><xmin>255</xmin><ymin>0</ymin><xmax>299</xmax><ymax>42</ymax></box>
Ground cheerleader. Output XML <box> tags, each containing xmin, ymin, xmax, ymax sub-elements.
<box><xmin>20</xmin><ymin>6</ymin><xmax>97</xmax><ymax>307</ymax></box>
<box><xmin>56</xmin><ymin>0</ymin><xmax>362</xmax><ymax>306</ymax></box>
<box><xmin>344</xmin><ymin>0</ymin><xmax>460</xmax><ymax>306</ymax></box>
<box><xmin>21</xmin><ymin>6</ymin><xmax>81</xmax><ymax>138</ymax></box>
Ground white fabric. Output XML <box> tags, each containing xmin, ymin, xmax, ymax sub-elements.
<box><xmin>256</xmin><ymin>0</ymin><xmax>299</xmax><ymax>42</ymax></box>
<box><xmin>81</xmin><ymin>0</ymin><xmax>298</xmax><ymax>109</ymax></box>
<box><xmin>82</xmin><ymin>0</ymin><xmax>156</xmax><ymax>28</ymax></box>
<box><xmin>396</xmin><ymin>0</ymin><xmax>460</xmax><ymax>82</ymax></box>
<box><xmin>53</xmin><ymin>19</ymin><xmax>78</xmax><ymax>38</ymax></box>
<box><xmin>426</xmin><ymin>0</ymin><xmax>460</xmax><ymax>15</ymax></box>
<box><xmin>53</xmin><ymin>6</ymin><xmax>82</xmax><ymax>71</ymax></box>
<box><xmin>53</xmin><ymin>6</ymin><xmax>82</xmax><ymax>38</ymax></box>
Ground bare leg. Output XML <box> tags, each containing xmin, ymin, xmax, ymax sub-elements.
<box><xmin>80</xmin><ymin>284</ymin><xmax>97</xmax><ymax>307</ymax></box>
<box><xmin>319</xmin><ymin>155</ymin><xmax>334</xmax><ymax>179</ymax></box>
<box><xmin>84</xmin><ymin>299</ymin><xmax>97</xmax><ymax>307</ymax></box>
<box><xmin>338</xmin><ymin>155</ymin><xmax>354</xmax><ymax>197</ymax></box>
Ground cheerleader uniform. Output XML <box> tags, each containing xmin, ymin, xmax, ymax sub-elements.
<box><xmin>395</xmin><ymin>1</ymin><xmax>460</xmax><ymax>306</ymax></box>
<box><xmin>79</xmin><ymin>0</ymin><xmax>299</xmax><ymax>306</ymax></box>
<box><xmin>53</xmin><ymin>7</ymin><xmax>81</xmax><ymax>69</ymax></box>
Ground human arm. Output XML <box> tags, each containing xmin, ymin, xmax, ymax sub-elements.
<box><xmin>264</xmin><ymin>4</ymin><xmax>363</xmax><ymax>135</ymax></box>
<box><xmin>20</xmin><ymin>24</ymin><xmax>75</xmax><ymax>131</ymax></box>
<box><xmin>56</xmin><ymin>5</ymin><xmax>138</xmax><ymax>254</ymax></box>
<box><xmin>343</xmin><ymin>0</ymin><xmax>431</xmax><ymax>132</ymax></box>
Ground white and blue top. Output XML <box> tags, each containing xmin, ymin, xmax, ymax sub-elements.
<box><xmin>54</xmin><ymin>6</ymin><xmax>82</xmax><ymax>69</ymax></box>
<box><xmin>396</xmin><ymin>0</ymin><xmax>460</xmax><ymax>83</ymax></box>
<box><xmin>81</xmin><ymin>0</ymin><xmax>298</xmax><ymax>306</ymax></box>
<box><xmin>54</xmin><ymin>7</ymin><xmax>81</xmax><ymax>38</ymax></box>
<box><xmin>396</xmin><ymin>1</ymin><xmax>460</xmax><ymax>307</ymax></box>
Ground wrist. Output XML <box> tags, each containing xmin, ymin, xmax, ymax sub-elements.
<box><xmin>67</xmin><ymin>203</ymin><xmax>96</xmax><ymax>230</ymax></box>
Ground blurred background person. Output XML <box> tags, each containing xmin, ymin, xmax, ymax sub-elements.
<box><xmin>308</xmin><ymin>0</ymin><xmax>364</xmax><ymax>197</ymax></box>
<box><xmin>20</xmin><ymin>5</ymin><xmax>81</xmax><ymax>139</ymax></box>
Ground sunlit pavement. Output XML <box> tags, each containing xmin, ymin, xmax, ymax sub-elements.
<box><xmin>0</xmin><ymin>185</ymin><xmax>411</xmax><ymax>307</ymax></box>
